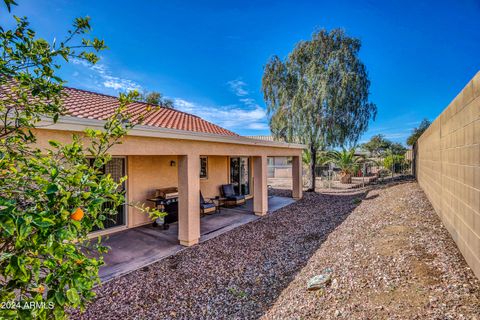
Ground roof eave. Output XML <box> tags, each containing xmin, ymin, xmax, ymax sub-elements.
<box><xmin>38</xmin><ymin>116</ymin><xmax>307</xmax><ymax>149</ymax></box>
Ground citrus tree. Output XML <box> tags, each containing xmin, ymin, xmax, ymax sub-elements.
<box><xmin>0</xmin><ymin>1</ymin><xmax>161</xmax><ymax>318</ymax></box>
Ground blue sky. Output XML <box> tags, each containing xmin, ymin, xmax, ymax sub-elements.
<box><xmin>7</xmin><ymin>0</ymin><xmax>480</xmax><ymax>143</ymax></box>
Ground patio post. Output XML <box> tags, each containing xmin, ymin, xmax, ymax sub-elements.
<box><xmin>292</xmin><ymin>155</ymin><xmax>303</xmax><ymax>200</ymax></box>
<box><xmin>253</xmin><ymin>155</ymin><xmax>268</xmax><ymax>216</ymax></box>
<box><xmin>177</xmin><ymin>154</ymin><xmax>200</xmax><ymax>246</ymax></box>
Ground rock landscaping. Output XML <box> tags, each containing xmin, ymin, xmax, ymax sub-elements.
<box><xmin>72</xmin><ymin>180</ymin><xmax>480</xmax><ymax>319</ymax></box>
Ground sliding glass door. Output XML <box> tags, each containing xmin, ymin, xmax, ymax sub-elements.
<box><xmin>230</xmin><ymin>157</ymin><xmax>250</xmax><ymax>195</ymax></box>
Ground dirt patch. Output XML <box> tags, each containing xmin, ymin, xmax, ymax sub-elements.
<box><xmin>371</xmin><ymin>225</ymin><xmax>413</xmax><ymax>256</ymax></box>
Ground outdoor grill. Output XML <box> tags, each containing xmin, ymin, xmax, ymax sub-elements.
<box><xmin>155</xmin><ymin>187</ymin><xmax>179</xmax><ymax>199</ymax></box>
<box><xmin>147</xmin><ymin>187</ymin><xmax>179</xmax><ymax>227</ymax></box>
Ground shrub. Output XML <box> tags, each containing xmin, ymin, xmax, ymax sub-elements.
<box><xmin>383</xmin><ymin>155</ymin><xmax>405</xmax><ymax>173</ymax></box>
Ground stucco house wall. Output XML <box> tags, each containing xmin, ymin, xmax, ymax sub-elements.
<box><xmin>32</xmin><ymin>125</ymin><xmax>303</xmax><ymax>242</ymax></box>
<box><xmin>127</xmin><ymin>155</ymin><xmax>230</xmax><ymax>228</ymax></box>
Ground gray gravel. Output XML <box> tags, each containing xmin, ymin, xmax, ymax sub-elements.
<box><xmin>72</xmin><ymin>180</ymin><xmax>480</xmax><ymax>319</ymax></box>
<box><xmin>263</xmin><ymin>180</ymin><xmax>480</xmax><ymax>319</ymax></box>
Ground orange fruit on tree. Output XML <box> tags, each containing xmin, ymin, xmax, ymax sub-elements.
<box><xmin>70</xmin><ymin>208</ymin><xmax>84</xmax><ymax>221</ymax></box>
<box><xmin>34</xmin><ymin>286</ymin><xmax>45</xmax><ymax>294</ymax></box>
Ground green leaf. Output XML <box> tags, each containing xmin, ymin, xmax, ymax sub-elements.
<box><xmin>46</xmin><ymin>183</ymin><xmax>58</xmax><ymax>195</ymax></box>
<box><xmin>18</xmin><ymin>222</ymin><xmax>32</xmax><ymax>239</ymax></box>
<box><xmin>55</xmin><ymin>291</ymin><xmax>66</xmax><ymax>305</ymax></box>
<box><xmin>66</xmin><ymin>288</ymin><xmax>80</xmax><ymax>305</ymax></box>
<box><xmin>48</xmin><ymin>140</ymin><xmax>60</xmax><ymax>148</ymax></box>
<box><xmin>3</xmin><ymin>0</ymin><xmax>17</xmax><ymax>13</ymax></box>
<box><xmin>33</xmin><ymin>217</ymin><xmax>55</xmax><ymax>228</ymax></box>
<box><xmin>0</xmin><ymin>215</ymin><xmax>15</xmax><ymax>235</ymax></box>
<box><xmin>0</xmin><ymin>252</ymin><xmax>13</xmax><ymax>262</ymax></box>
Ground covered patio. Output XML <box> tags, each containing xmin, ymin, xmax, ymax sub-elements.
<box><xmin>98</xmin><ymin>196</ymin><xmax>296</xmax><ymax>282</ymax></box>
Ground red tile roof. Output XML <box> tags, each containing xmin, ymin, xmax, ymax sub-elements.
<box><xmin>61</xmin><ymin>87</ymin><xmax>238</xmax><ymax>136</ymax></box>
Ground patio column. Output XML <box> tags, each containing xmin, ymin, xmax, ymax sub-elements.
<box><xmin>292</xmin><ymin>155</ymin><xmax>303</xmax><ymax>200</ymax></box>
<box><xmin>177</xmin><ymin>154</ymin><xmax>200</xmax><ymax>246</ymax></box>
<box><xmin>253</xmin><ymin>155</ymin><xmax>268</xmax><ymax>216</ymax></box>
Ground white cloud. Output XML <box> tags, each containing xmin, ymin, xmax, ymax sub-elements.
<box><xmin>247</xmin><ymin>122</ymin><xmax>269</xmax><ymax>130</ymax></box>
<box><xmin>218</xmin><ymin>78</ymin><xmax>270</xmax><ymax>131</ymax></box>
<box><xmin>227</xmin><ymin>79</ymin><xmax>248</xmax><ymax>96</ymax></box>
<box><xmin>71</xmin><ymin>58</ymin><xmax>142</xmax><ymax>92</ymax></box>
<box><xmin>239</xmin><ymin>98</ymin><xmax>257</xmax><ymax>107</ymax></box>
<box><xmin>102</xmin><ymin>76</ymin><xmax>141</xmax><ymax>92</ymax></box>
<box><xmin>174</xmin><ymin>98</ymin><xmax>268</xmax><ymax>132</ymax></box>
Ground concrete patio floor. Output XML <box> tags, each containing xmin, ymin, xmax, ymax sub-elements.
<box><xmin>98</xmin><ymin>196</ymin><xmax>295</xmax><ymax>282</ymax></box>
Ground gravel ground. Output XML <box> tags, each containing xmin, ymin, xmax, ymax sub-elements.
<box><xmin>263</xmin><ymin>180</ymin><xmax>480</xmax><ymax>319</ymax></box>
<box><xmin>72</xmin><ymin>180</ymin><xmax>480</xmax><ymax>319</ymax></box>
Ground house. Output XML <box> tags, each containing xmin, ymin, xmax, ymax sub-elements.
<box><xmin>247</xmin><ymin>136</ymin><xmax>293</xmax><ymax>178</ymax></box>
<box><xmin>31</xmin><ymin>88</ymin><xmax>305</xmax><ymax>246</ymax></box>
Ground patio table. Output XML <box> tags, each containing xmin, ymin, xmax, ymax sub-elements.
<box><xmin>209</xmin><ymin>197</ymin><xmax>228</xmax><ymax>212</ymax></box>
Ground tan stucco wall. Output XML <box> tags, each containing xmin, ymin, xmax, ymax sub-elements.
<box><xmin>126</xmin><ymin>155</ymin><xmax>231</xmax><ymax>227</ymax></box>
<box><xmin>416</xmin><ymin>71</ymin><xmax>480</xmax><ymax>279</ymax></box>
<box><xmin>200</xmin><ymin>156</ymin><xmax>229</xmax><ymax>199</ymax></box>
<box><xmin>127</xmin><ymin>155</ymin><xmax>178</xmax><ymax>227</ymax></box>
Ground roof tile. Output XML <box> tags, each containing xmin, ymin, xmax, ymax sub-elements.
<box><xmin>62</xmin><ymin>88</ymin><xmax>238</xmax><ymax>136</ymax></box>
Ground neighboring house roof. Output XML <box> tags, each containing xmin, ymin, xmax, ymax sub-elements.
<box><xmin>62</xmin><ymin>88</ymin><xmax>238</xmax><ymax>136</ymax></box>
<box><xmin>246</xmin><ymin>135</ymin><xmax>287</xmax><ymax>142</ymax></box>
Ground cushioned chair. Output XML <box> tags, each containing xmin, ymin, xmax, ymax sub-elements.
<box><xmin>220</xmin><ymin>184</ymin><xmax>246</xmax><ymax>207</ymax></box>
<box><xmin>200</xmin><ymin>192</ymin><xmax>216</xmax><ymax>215</ymax></box>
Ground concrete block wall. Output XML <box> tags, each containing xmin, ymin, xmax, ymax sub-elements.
<box><xmin>416</xmin><ymin>71</ymin><xmax>480</xmax><ymax>278</ymax></box>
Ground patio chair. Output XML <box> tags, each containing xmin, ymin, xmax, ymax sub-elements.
<box><xmin>220</xmin><ymin>184</ymin><xmax>246</xmax><ymax>207</ymax></box>
<box><xmin>200</xmin><ymin>191</ymin><xmax>216</xmax><ymax>215</ymax></box>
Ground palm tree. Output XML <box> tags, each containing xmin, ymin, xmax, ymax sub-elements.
<box><xmin>325</xmin><ymin>148</ymin><xmax>364</xmax><ymax>184</ymax></box>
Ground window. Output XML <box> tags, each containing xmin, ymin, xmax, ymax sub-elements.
<box><xmin>200</xmin><ymin>156</ymin><xmax>208</xmax><ymax>179</ymax></box>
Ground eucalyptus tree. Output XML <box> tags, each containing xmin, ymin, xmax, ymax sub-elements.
<box><xmin>262</xmin><ymin>29</ymin><xmax>376</xmax><ymax>191</ymax></box>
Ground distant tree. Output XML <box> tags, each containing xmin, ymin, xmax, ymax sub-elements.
<box><xmin>361</xmin><ymin>134</ymin><xmax>406</xmax><ymax>157</ymax></box>
<box><xmin>140</xmin><ymin>91</ymin><xmax>175</xmax><ymax>109</ymax></box>
<box><xmin>162</xmin><ymin>98</ymin><xmax>175</xmax><ymax>109</ymax></box>
<box><xmin>406</xmin><ymin>118</ymin><xmax>431</xmax><ymax>146</ymax></box>
<box><xmin>262</xmin><ymin>29</ymin><xmax>376</xmax><ymax>191</ymax></box>
<box><xmin>142</xmin><ymin>91</ymin><xmax>162</xmax><ymax>105</ymax></box>
<box><xmin>360</xmin><ymin>134</ymin><xmax>390</xmax><ymax>157</ymax></box>
<box><xmin>389</xmin><ymin>142</ymin><xmax>407</xmax><ymax>155</ymax></box>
